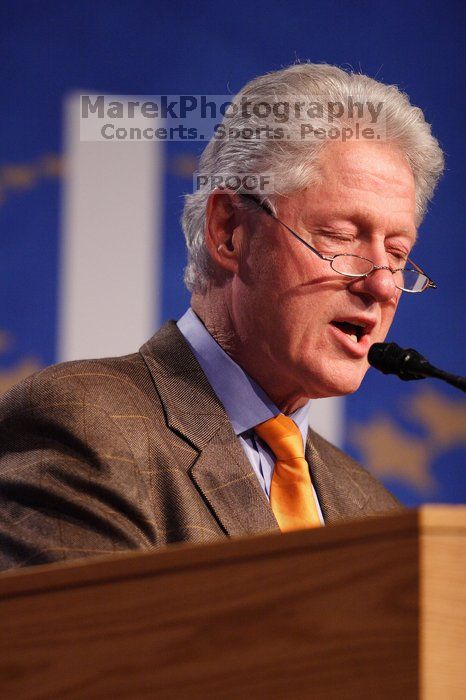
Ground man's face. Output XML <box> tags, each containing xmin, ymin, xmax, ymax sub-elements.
<box><xmin>229</xmin><ymin>140</ymin><xmax>417</xmax><ymax>403</ymax></box>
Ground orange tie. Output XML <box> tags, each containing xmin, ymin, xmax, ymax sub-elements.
<box><xmin>254</xmin><ymin>413</ymin><xmax>321</xmax><ymax>531</ymax></box>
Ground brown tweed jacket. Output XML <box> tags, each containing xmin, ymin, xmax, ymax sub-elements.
<box><xmin>0</xmin><ymin>321</ymin><xmax>401</xmax><ymax>571</ymax></box>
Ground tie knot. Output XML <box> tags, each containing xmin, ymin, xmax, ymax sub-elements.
<box><xmin>254</xmin><ymin>413</ymin><xmax>304</xmax><ymax>461</ymax></box>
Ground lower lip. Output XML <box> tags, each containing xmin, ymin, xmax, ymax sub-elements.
<box><xmin>328</xmin><ymin>323</ymin><xmax>372</xmax><ymax>358</ymax></box>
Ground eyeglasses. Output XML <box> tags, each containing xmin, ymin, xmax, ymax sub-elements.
<box><xmin>240</xmin><ymin>194</ymin><xmax>437</xmax><ymax>294</ymax></box>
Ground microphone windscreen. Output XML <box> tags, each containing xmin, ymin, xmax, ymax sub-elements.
<box><xmin>368</xmin><ymin>342</ymin><xmax>404</xmax><ymax>375</ymax></box>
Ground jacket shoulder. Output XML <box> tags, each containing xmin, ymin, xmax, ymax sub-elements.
<box><xmin>0</xmin><ymin>352</ymin><xmax>163</xmax><ymax>571</ymax></box>
<box><xmin>0</xmin><ymin>351</ymin><xmax>154</xmax><ymax>417</ymax></box>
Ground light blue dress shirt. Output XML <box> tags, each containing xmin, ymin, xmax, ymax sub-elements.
<box><xmin>177</xmin><ymin>308</ymin><xmax>324</xmax><ymax>523</ymax></box>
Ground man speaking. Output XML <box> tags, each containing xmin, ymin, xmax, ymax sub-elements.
<box><xmin>0</xmin><ymin>63</ymin><xmax>444</xmax><ymax>570</ymax></box>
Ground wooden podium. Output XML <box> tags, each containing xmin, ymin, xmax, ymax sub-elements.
<box><xmin>1</xmin><ymin>506</ymin><xmax>465</xmax><ymax>699</ymax></box>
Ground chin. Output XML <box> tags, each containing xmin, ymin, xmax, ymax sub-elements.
<box><xmin>303</xmin><ymin>365</ymin><xmax>367</xmax><ymax>399</ymax></box>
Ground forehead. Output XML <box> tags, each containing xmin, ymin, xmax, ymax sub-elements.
<box><xmin>320</xmin><ymin>141</ymin><xmax>414</xmax><ymax>191</ymax></box>
<box><xmin>288</xmin><ymin>141</ymin><xmax>417</xmax><ymax>233</ymax></box>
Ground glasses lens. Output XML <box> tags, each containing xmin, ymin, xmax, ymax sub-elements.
<box><xmin>331</xmin><ymin>254</ymin><xmax>374</xmax><ymax>277</ymax></box>
<box><xmin>399</xmin><ymin>269</ymin><xmax>429</xmax><ymax>292</ymax></box>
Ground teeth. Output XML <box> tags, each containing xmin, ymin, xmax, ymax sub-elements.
<box><xmin>332</xmin><ymin>321</ymin><xmax>366</xmax><ymax>343</ymax></box>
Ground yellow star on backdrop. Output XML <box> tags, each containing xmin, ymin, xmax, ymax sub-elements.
<box><xmin>0</xmin><ymin>330</ymin><xmax>41</xmax><ymax>396</ymax></box>
<box><xmin>351</xmin><ymin>386</ymin><xmax>466</xmax><ymax>495</ymax></box>
<box><xmin>351</xmin><ymin>415</ymin><xmax>435</xmax><ymax>493</ymax></box>
<box><xmin>406</xmin><ymin>388</ymin><xmax>466</xmax><ymax>448</ymax></box>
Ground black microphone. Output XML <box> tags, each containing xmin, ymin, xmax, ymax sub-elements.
<box><xmin>368</xmin><ymin>342</ymin><xmax>466</xmax><ymax>393</ymax></box>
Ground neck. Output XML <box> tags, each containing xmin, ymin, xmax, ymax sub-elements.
<box><xmin>191</xmin><ymin>291</ymin><xmax>309</xmax><ymax>415</ymax></box>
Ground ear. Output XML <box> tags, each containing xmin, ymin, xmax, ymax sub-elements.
<box><xmin>204</xmin><ymin>189</ymin><xmax>246</xmax><ymax>275</ymax></box>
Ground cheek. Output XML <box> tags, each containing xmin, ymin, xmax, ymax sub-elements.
<box><xmin>236</xmin><ymin>240</ymin><xmax>333</xmax><ymax>340</ymax></box>
<box><xmin>380</xmin><ymin>297</ymin><xmax>400</xmax><ymax>335</ymax></box>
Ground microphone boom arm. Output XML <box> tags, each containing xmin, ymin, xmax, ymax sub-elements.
<box><xmin>368</xmin><ymin>343</ymin><xmax>466</xmax><ymax>393</ymax></box>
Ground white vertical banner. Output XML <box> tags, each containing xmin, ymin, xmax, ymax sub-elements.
<box><xmin>59</xmin><ymin>94</ymin><xmax>163</xmax><ymax>361</ymax></box>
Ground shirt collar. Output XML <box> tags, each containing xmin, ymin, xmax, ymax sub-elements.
<box><xmin>177</xmin><ymin>308</ymin><xmax>311</xmax><ymax>444</ymax></box>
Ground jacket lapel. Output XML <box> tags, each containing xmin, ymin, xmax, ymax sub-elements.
<box><xmin>140</xmin><ymin>321</ymin><xmax>279</xmax><ymax>537</ymax></box>
<box><xmin>306</xmin><ymin>428</ymin><xmax>368</xmax><ymax>524</ymax></box>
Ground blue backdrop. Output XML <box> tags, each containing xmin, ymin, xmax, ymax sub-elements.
<box><xmin>1</xmin><ymin>0</ymin><xmax>464</xmax><ymax>507</ymax></box>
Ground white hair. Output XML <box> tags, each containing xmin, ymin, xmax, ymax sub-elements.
<box><xmin>182</xmin><ymin>63</ymin><xmax>445</xmax><ymax>292</ymax></box>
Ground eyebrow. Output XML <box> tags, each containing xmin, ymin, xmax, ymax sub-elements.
<box><xmin>304</xmin><ymin>210</ymin><xmax>418</xmax><ymax>242</ymax></box>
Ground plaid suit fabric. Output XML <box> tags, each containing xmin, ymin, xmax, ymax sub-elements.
<box><xmin>0</xmin><ymin>322</ymin><xmax>401</xmax><ymax>571</ymax></box>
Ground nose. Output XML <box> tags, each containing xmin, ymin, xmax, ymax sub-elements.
<box><xmin>350</xmin><ymin>265</ymin><xmax>398</xmax><ymax>302</ymax></box>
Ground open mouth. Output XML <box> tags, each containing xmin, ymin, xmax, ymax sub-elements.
<box><xmin>331</xmin><ymin>321</ymin><xmax>367</xmax><ymax>344</ymax></box>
